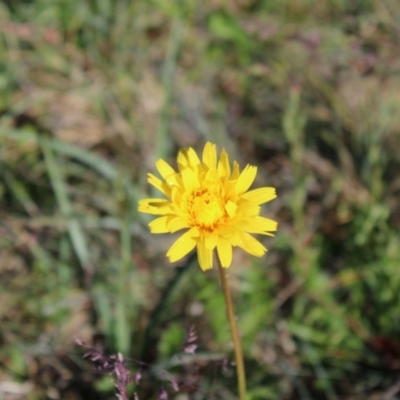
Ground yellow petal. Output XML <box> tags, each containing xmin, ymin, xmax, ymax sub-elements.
<box><xmin>217</xmin><ymin>149</ymin><xmax>230</xmax><ymax>179</ymax></box>
<box><xmin>217</xmin><ymin>236</ymin><xmax>232</xmax><ymax>267</ymax></box>
<box><xmin>148</xmin><ymin>173</ymin><xmax>170</xmax><ymax>196</ymax></box>
<box><xmin>236</xmin><ymin>216</ymin><xmax>278</xmax><ymax>235</ymax></box>
<box><xmin>224</xmin><ymin>181</ymin><xmax>237</xmax><ymax>202</ymax></box>
<box><xmin>231</xmin><ymin>230</ymin><xmax>266</xmax><ymax>257</ymax></box>
<box><xmin>230</xmin><ymin>161</ymin><xmax>240</xmax><ymax>180</ymax></box>
<box><xmin>138</xmin><ymin>199</ymin><xmax>171</xmax><ymax>215</ymax></box>
<box><xmin>181</xmin><ymin>166</ymin><xmax>199</xmax><ymax>191</ymax></box>
<box><xmin>252</xmin><ymin>216</ymin><xmax>278</xmax><ymax>232</ymax></box>
<box><xmin>173</xmin><ymin>174</ymin><xmax>184</xmax><ymax>191</ymax></box>
<box><xmin>235</xmin><ymin>165</ymin><xmax>257</xmax><ymax>195</ymax></box>
<box><xmin>204</xmin><ymin>232</ymin><xmax>218</xmax><ymax>249</ymax></box>
<box><xmin>202</xmin><ymin>142</ymin><xmax>217</xmax><ymax>169</ymax></box>
<box><xmin>241</xmin><ymin>187</ymin><xmax>277</xmax><ymax>204</ymax></box>
<box><xmin>149</xmin><ymin>216</ymin><xmax>170</xmax><ymax>233</ymax></box>
<box><xmin>166</xmin><ymin>229</ymin><xmax>198</xmax><ymax>262</ymax></box>
<box><xmin>171</xmin><ymin>186</ymin><xmax>181</xmax><ymax>204</ymax></box>
<box><xmin>197</xmin><ymin>237</ymin><xmax>213</xmax><ymax>270</ymax></box>
<box><xmin>167</xmin><ymin>216</ymin><xmax>189</xmax><ymax>232</ymax></box>
<box><xmin>236</xmin><ymin>201</ymin><xmax>260</xmax><ymax>217</ymax></box>
<box><xmin>205</xmin><ymin>165</ymin><xmax>218</xmax><ymax>178</ymax></box>
<box><xmin>177</xmin><ymin>147</ymin><xmax>200</xmax><ymax>169</ymax></box>
<box><xmin>156</xmin><ymin>159</ymin><xmax>176</xmax><ymax>181</ymax></box>
<box><xmin>225</xmin><ymin>200</ymin><xmax>237</xmax><ymax>218</ymax></box>
<box><xmin>243</xmin><ymin>236</ymin><xmax>267</xmax><ymax>257</ymax></box>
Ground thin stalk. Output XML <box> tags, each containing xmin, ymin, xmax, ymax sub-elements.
<box><xmin>217</xmin><ymin>256</ymin><xmax>247</xmax><ymax>400</ymax></box>
<box><xmin>156</xmin><ymin>13</ymin><xmax>182</xmax><ymax>161</ymax></box>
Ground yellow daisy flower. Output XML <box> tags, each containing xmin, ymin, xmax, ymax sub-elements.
<box><xmin>138</xmin><ymin>142</ymin><xmax>278</xmax><ymax>271</ymax></box>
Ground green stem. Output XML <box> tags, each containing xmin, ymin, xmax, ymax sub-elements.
<box><xmin>217</xmin><ymin>256</ymin><xmax>247</xmax><ymax>400</ymax></box>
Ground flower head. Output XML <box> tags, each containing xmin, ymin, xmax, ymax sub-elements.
<box><xmin>138</xmin><ymin>142</ymin><xmax>277</xmax><ymax>270</ymax></box>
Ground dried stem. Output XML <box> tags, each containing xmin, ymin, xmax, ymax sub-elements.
<box><xmin>216</xmin><ymin>256</ymin><xmax>247</xmax><ymax>400</ymax></box>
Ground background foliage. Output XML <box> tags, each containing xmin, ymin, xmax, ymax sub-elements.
<box><xmin>1</xmin><ymin>0</ymin><xmax>400</xmax><ymax>399</ymax></box>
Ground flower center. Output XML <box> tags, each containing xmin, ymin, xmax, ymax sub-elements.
<box><xmin>187</xmin><ymin>186</ymin><xmax>225</xmax><ymax>231</ymax></box>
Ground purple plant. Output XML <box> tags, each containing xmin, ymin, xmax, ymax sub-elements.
<box><xmin>75</xmin><ymin>339</ymin><xmax>139</xmax><ymax>400</ymax></box>
<box><xmin>76</xmin><ymin>326</ymin><xmax>229</xmax><ymax>399</ymax></box>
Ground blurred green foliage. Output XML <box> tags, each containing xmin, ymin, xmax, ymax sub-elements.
<box><xmin>1</xmin><ymin>0</ymin><xmax>400</xmax><ymax>399</ymax></box>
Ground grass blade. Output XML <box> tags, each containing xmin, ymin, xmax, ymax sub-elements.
<box><xmin>40</xmin><ymin>136</ymin><xmax>91</xmax><ymax>271</ymax></box>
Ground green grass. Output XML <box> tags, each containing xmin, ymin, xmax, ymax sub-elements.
<box><xmin>1</xmin><ymin>0</ymin><xmax>400</xmax><ymax>399</ymax></box>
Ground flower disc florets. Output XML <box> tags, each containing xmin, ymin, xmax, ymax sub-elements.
<box><xmin>138</xmin><ymin>142</ymin><xmax>277</xmax><ymax>270</ymax></box>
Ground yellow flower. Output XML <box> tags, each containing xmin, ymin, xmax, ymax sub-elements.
<box><xmin>138</xmin><ymin>142</ymin><xmax>277</xmax><ymax>271</ymax></box>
